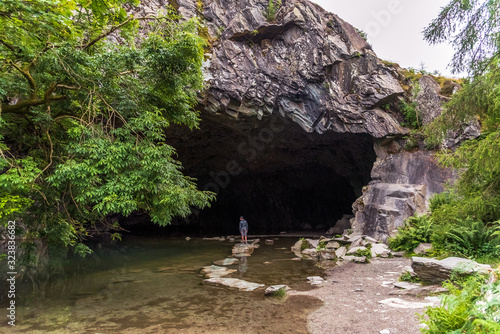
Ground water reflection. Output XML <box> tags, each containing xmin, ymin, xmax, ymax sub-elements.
<box><xmin>5</xmin><ymin>238</ymin><xmax>325</xmax><ymax>333</ymax></box>
<box><xmin>238</xmin><ymin>256</ymin><xmax>248</xmax><ymax>274</ymax></box>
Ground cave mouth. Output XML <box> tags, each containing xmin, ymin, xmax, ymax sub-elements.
<box><xmin>125</xmin><ymin>113</ymin><xmax>377</xmax><ymax>236</ymax></box>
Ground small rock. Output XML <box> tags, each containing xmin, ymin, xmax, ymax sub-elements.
<box><xmin>364</xmin><ymin>236</ymin><xmax>378</xmax><ymax>243</ymax></box>
<box><xmin>263</xmin><ymin>261</ymin><xmax>271</xmax><ymax>265</ymax></box>
<box><xmin>378</xmin><ymin>297</ymin><xmax>438</xmax><ymax>309</ymax></box>
<box><xmin>185</xmin><ymin>237</ymin><xmax>191</xmax><ymax>241</ymax></box>
<box><xmin>335</xmin><ymin>246</ymin><xmax>347</xmax><ymax>258</ymax></box>
<box><xmin>341</xmin><ymin>255</ymin><xmax>367</xmax><ymax>263</ymax></box>
<box><xmin>213</xmin><ymin>258</ymin><xmax>239</xmax><ymax>266</ymax></box>
<box><xmin>371</xmin><ymin>243</ymin><xmax>391</xmax><ymax>258</ymax></box>
<box><xmin>346</xmin><ymin>246</ymin><xmax>367</xmax><ymax>255</ymax></box>
<box><xmin>265</xmin><ymin>239</ymin><xmax>274</xmax><ymax>245</ymax></box>
<box><xmin>394</xmin><ymin>281</ymin><xmax>420</xmax><ymax>290</ymax></box>
<box><xmin>326</xmin><ymin>241</ymin><xmax>340</xmax><ymax>249</ymax></box>
<box><xmin>392</xmin><ymin>251</ymin><xmax>405</xmax><ymax>257</ymax></box>
<box><xmin>318</xmin><ymin>250</ymin><xmax>336</xmax><ymax>260</ymax></box>
<box><xmin>305</xmin><ymin>238</ymin><xmax>319</xmax><ymax>249</ymax></box>
<box><xmin>302</xmin><ymin>248</ymin><xmax>318</xmax><ymax>258</ymax></box>
<box><xmin>413</xmin><ymin>243</ymin><xmax>432</xmax><ymax>255</ymax></box>
<box><xmin>307</xmin><ymin>276</ymin><xmax>326</xmax><ymax>285</ymax></box>
<box><xmin>264</xmin><ymin>285</ymin><xmax>290</xmax><ymax>295</ymax></box>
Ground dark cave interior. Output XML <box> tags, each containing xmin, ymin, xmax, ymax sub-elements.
<box><xmin>124</xmin><ymin>113</ymin><xmax>377</xmax><ymax>236</ymax></box>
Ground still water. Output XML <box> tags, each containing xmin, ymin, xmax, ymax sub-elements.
<box><xmin>6</xmin><ymin>238</ymin><xmax>325</xmax><ymax>333</ymax></box>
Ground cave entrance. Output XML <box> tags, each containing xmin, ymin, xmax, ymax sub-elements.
<box><xmin>160</xmin><ymin>113</ymin><xmax>377</xmax><ymax>235</ymax></box>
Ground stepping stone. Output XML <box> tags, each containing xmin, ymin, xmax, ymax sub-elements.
<box><xmin>203</xmin><ymin>278</ymin><xmax>265</xmax><ymax>291</ymax></box>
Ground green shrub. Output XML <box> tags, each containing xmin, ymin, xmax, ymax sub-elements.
<box><xmin>429</xmin><ymin>191</ymin><xmax>454</xmax><ymax>212</ymax></box>
<box><xmin>399</xmin><ymin>271</ymin><xmax>421</xmax><ymax>283</ymax></box>
<box><xmin>353</xmin><ymin>247</ymin><xmax>372</xmax><ymax>260</ymax></box>
<box><xmin>419</xmin><ymin>274</ymin><xmax>500</xmax><ymax>334</ymax></box>
<box><xmin>444</xmin><ymin>219</ymin><xmax>500</xmax><ymax>260</ymax></box>
<box><xmin>266</xmin><ymin>0</ymin><xmax>281</xmax><ymax>22</ymax></box>
<box><xmin>316</xmin><ymin>240</ymin><xmax>327</xmax><ymax>251</ymax></box>
<box><xmin>388</xmin><ymin>215</ymin><xmax>434</xmax><ymax>253</ymax></box>
<box><xmin>299</xmin><ymin>238</ymin><xmax>310</xmax><ymax>251</ymax></box>
<box><xmin>271</xmin><ymin>287</ymin><xmax>287</xmax><ymax>298</ymax></box>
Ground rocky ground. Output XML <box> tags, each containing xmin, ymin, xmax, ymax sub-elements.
<box><xmin>292</xmin><ymin>257</ymin><xmax>439</xmax><ymax>334</ymax></box>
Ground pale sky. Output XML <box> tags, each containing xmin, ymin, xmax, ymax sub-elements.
<box><xmin>310</xmin><ymin>0</ymin><xmax>460</xmax><ymax>77</ymax></box>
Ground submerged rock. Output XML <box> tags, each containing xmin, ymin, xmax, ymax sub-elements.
<box><xmin>203</xmin><ymin>277</ymin><xmax>265</xmax><ymax>291</ymax></box>
<box><xmin>201</xmin><ymin>265</ymin><xmax>237</xmax><ymax>279</ymax></box>
<box><xmin>265</xmin><ymin>285</ymin><xmax>291</xmax><ymax>295</ymax></box>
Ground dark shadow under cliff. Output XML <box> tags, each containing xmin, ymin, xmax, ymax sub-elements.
<box><xmin>123</xmin><ymin>113</ymin><xmax>377</xmax><ymax>236</ymax></box>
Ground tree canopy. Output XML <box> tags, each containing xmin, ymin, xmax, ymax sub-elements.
<box><xmin>422</xmin><ymin>0</ymin><xmax>500</xmax><ymax>227</ymax></box>
<box><xmin>0</xmin><ymin>0</ymin><xmax>214</xmax><ymax>259</ymax></box>
<box><xmin>423</xmin><ymin>0</ymin><xmax>500</xmax><ymax>75</ymax></box>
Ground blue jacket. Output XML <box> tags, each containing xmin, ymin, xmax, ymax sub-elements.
<box><xmin>239</xmin><ymin>219</ymin><xmax>248</xmax><ymax>231</ymax></box>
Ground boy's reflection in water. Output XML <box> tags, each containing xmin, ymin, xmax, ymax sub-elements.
<box><xmin>238</xmin><ymin>256</ymin><xmax>248</xmax><ymax>275</ymax></box>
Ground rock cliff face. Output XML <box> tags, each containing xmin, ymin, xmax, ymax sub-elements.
<box><xmin>201</xmin><ymin>0</ymin><xmax>405</xmax><ymax>137</ymax></box>
<box><xmin>135</xmin><ymin>0</ymin><xmax>457</xmax><ymax>240</ymax></box>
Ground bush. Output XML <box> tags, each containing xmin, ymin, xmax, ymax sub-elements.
<box><xmin>388</xmin><ymin>215</ymin><xmax>434</xmax><ymax>253</ymax></box>
<box><xmin>419</xmin><ymin>274</ymin><xmax>500</xmax><ymax>334</ymax></box>
<box><xmin>271</xmin><ymin>287</ymin><xmax>287</xmax><ymax>298</ymax></box>
<box><xmin>444</xmin><ymin>219</ymin><xmax>500</xmax><ymax>261</ymax></box>
<box><xmin>266</xmin><ymin>0</ymin><xmax>281</xmax><ymax>22</ymax></box>
<box><xmin>299</xmin><ymin>238</ymin><xmax>310</xmax><ymax>251</ymax></box>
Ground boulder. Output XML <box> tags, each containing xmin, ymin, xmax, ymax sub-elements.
<box><xmin>291</xmin><ymin>239</ymin><xmax>306</xmax><ymax>257</ymax></box>
<box><xmin>232</xmin><ymin>243</ymin><xmax>255</xmax><ymax>257</ymax></box>
<box><xmin>352</xmin><ymin>151</ymin><xmax>455</xmax><ymax>241</ymax></box>
<box><xmin>411</xmin><ymin>257</ymin><xmax>492</xmax><ymax>284</ymax></box>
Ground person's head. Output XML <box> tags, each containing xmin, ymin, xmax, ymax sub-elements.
<box><xmin>240</xmin><ymin>216</ymin><xmax>244</xmax><ymax>220</ymax></box>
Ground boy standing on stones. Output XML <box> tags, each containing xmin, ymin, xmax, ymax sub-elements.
<box><xmin>239</xmin><ymin>216</ymin><xmax>248</xmax><ymax>244</ymax></box>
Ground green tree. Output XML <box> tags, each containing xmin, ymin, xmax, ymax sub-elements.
<box><xmin>423</xmin><ymin>0</ymin><xmax>500</xmax><ymax>75</ymax></box>
<box><xmin>423</xmin><ymin>0</ymin><xmax>500</xmax><ymax>226</ymax></box>
<box><xmin>0</xmin><ymin>0</ymin><xmax>214</xmax><ymax>262</ymax></box>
